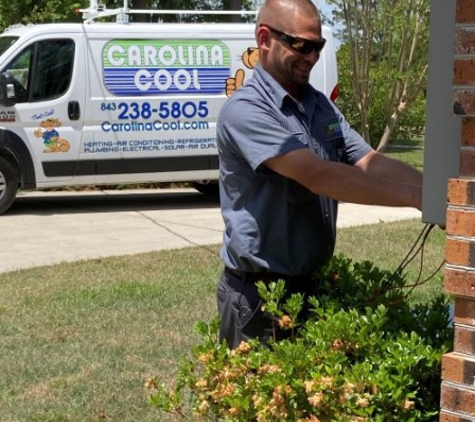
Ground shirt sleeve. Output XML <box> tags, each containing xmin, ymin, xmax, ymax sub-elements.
<box><xmin>217</xmin><ymin>95</ymin><xmax>308</xmax><ymax>172</ymax></box>
<box><xmin>329</xmin><ymin>101</ymin><xmax>374</xmax><ymax>165</ymax></box>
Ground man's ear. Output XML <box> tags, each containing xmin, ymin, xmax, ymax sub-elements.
<box><xmin>256</xmin><ymin>26</ymin><xmax>271</xmax><ymax>52</ymax></box>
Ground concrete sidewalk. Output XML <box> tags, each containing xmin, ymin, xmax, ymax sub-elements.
<box><xmin>337</xmin><ymin>202</ymin><xmax>422</xmax><ymax>228</ymax></box>
<box><xmin>0</xmin><ymin>189</ymin><xmax>422</xmax><ymax>273</ymax></box>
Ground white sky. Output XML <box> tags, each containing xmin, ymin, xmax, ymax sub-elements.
<box><xmin>316</xmin><ymin>1</ymin><xmax>337</xmax><ymax>22</ymax></box>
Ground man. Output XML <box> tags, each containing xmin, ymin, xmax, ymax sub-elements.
<box><xmin>216</xmin><ymin>0</ymin><xmax>422</xmax><ymax>348</ymax></box>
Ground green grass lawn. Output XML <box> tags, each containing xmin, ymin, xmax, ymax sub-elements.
<box><xmin>385</xmin><ymin>143</ymin><xmax>424</xmax><ymax>172</ymax></box>
<box><xmin>0</xmin><ymin>218</ymin><xmax>446</xmax><ymax>421</ymax></box>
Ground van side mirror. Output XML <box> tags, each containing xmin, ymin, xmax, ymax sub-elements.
<box><xmin>0</xmin><ymin>73</ymin><xmax>18</xmax><ymax>107</ymax></box>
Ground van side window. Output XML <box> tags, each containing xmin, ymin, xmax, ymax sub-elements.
<box><xmin>4</xmin><ymin>46</ymin><xmax>32</xmax><ymax>103</ymax></box>
<box><xmin>3</xmin><ymin>39</ymin><xmax>75</xmax><ymax>103</ymax></box>
<box><xmin>32</xmin><ymin>40</ymin><xmax>75</xmax><ymax>101</ymax></box>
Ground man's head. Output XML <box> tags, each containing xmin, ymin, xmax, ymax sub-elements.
<box><xmin>255</xmin><ymin>0</ymin><xmax>324</xmax><ymax>100</ymax></box>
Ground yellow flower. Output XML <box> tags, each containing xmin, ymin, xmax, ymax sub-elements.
<box><xmin>403</xmin><ymin>399</ymin><xmax>415</xmax><ymax>410</ymax></box>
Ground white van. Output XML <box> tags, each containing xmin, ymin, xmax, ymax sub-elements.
<box><xmin>0</xmin><ymin>2</ymin><xmax>338</xmax><ymax>214</ymax></box>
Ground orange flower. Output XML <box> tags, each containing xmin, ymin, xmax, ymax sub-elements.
<box><xmin>144</xmin><ymin>377</ymin><xmax>156</xmax><ymax>389</ymax></box>
<box><xmin>308</xmin><ymin>392</ymin><xmax>324</xmax><ymax>408</ymax></box>
<box><xmin>228</xmin><ymin>407</ymin><xmax>240</xmax><ymax>416</ymax></box>
<box><xmin>194</xmin><ymin>379</ymin><xmax>208</xmax><ymax>389</ymax></box>
<box><xmin>304</xmin><ymin>380</ymin><xmax>317</xmax><ymax>393</ymax></box>
<box><xmin>299</xmin><ymin>417</ymin><xmax>322</xmax><ymax>422</ymax></box>
<box><xmin>258</xmin><ymin>364</ymin><xmax>282</xmax><ymax>374</ymax></box>
<box><xmin>278</xmin><ymin>314</ymin><xmax>296</xmax><ymax>329</ymax></box>
<box><xmin>320</xmin><ymin>376</ymin><xmax>334</xmax><ymax>389</ymax></box>
<box><xmin>197</xmin><ymin>400</ymin><xmax>210</xmax><ymax>413</ymax></box>
<box><xmin>356</xmin><ymin>396</ymin><xmax>370</xmax><ymax>408</ymax></box>
<box><xmin>235</xmin><ymin>340</ymin><xmax>251</xmax><ymax>354</ymax></box>
<box><xmin>331</xmin><ymin>338</ymin><xmax>345</xmax><ymax>351</ymax></box>
<box><xmin>198</xmin><ymin>351</ymin><xmax>214</xmax><ymax>363</ymax></box>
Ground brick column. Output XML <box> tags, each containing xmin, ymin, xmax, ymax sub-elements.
<box><xmin>440</xmin><ymin>1</ymin><xmax>475</xmax><ymax>420</ymax></box>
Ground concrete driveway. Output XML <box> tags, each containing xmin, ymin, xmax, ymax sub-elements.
<box><xmin>0</xmin><ymin>188</ymin><xmax>422</xmax><ymax>273</ymax></box>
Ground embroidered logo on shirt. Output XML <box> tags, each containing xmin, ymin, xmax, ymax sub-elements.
<box><xmin>323</xmin><ymin>122</ymin><xmax>342</xmax><ymax>137</ymax></box>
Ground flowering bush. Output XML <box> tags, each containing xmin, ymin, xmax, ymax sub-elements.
<box><xmin>148</xmin><ymin>255</ymin><xmax>452</xmax><ymax>421</ymax></box>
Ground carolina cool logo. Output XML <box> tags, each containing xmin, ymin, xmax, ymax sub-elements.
<box><xmin>103</xmin><ymin>40</ymin><xmax>231</xmax><ymax>96</ymax></box>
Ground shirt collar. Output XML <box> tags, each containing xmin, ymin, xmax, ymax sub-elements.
<box><xmin>253</xmin><ymin>64</ymin><xmax>319</xmax><ymax>114</ymax></box>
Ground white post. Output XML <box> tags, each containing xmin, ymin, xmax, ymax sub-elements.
<box><xmin>116</xmin><ymin>0</ymin><xmax>129</xmax><ymax>23</ymax></box>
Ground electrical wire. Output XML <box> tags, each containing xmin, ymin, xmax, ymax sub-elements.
<box><xmin>375</xmin><ymin>223</ymin><xmax>439</xmax><ymax>298</ymax></box>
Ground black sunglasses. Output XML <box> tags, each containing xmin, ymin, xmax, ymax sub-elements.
<box><xmin>263</xmin><ymin>25</ymin><xmax>326</xmax><ymax>55</ymax></box>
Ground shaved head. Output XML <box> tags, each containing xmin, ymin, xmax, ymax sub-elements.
<box><xmin>256</xmin><ymin>0</ymin><xmax>321</xmax><ymax>34</ymax></box>
<box><xmin>254</xmin><ymin>0</ymin><xmax>324</xmax><ymax>100</ymax></box>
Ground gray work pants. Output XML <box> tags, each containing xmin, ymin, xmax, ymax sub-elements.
<box><xmin>216</xmin><ymin>268</ymin><xmax>317</xmax><ymax>349</ymax></box>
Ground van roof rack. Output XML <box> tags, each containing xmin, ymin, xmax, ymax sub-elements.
<box><xmin>78</xmin><ymin>0</ymin><xmax>259</xmax><ymax>24</ymax></box>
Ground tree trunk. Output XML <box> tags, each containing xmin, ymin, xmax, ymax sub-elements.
<box><xmin>376</xmin><ymin>107</ymin><xmax>402</xmax><ymax>153</ymax></box>
<box><xmin>376</xmin><ymin>125</ymin><xmax>393</xmax><ymax>153</ymax></box>
<box><xmin>131</xmin><ymin>0</ymin><xmax>149</xmax><ymax>22</ymax></box>
<box><xmin>229</xmin><ymin>0</ymin><xmax>241</xmax><ymax>22</ymax></box>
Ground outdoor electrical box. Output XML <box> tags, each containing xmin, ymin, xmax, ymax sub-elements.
<box><xmin>422</xmin><ymin>0</ymin><xmax>461</xmax><ymax>226</ymax></box>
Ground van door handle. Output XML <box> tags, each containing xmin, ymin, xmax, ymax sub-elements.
<box><xmin>68</xmin><ymin>101</ymin><xmax>80</xmax><ymax>120</ymax></box>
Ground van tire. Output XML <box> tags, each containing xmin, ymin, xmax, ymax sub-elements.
<box><xmin>193</xmin><ymin>181</ymin><xmax>219</xmax><ymax>197</ymax></box>
<box><xmin>0</xmin><ymin>156</ymin><xmax>19</xmax><ymax>215</ymax></box>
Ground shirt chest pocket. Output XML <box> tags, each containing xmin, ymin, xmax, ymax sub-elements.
<box><xmin>319</xmin><ymin>118</ymin><xmax>347</xmax><ymax>163</ymax></box>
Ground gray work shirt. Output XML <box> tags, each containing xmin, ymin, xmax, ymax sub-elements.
<box><xmin>217</xmin><ymin>64</ymin><xmax>373</xmax><ymax>276</ymax></box>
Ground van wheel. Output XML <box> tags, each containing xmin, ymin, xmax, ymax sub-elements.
<box><xmin>0</xmin><ymin>156</ymin><xmax>19</xmax><ymax>215</ymax></box>
<box><xmin>192</xmin><ymin>181</ymin><xmax>219</xmax><ymax>197</ymax></box>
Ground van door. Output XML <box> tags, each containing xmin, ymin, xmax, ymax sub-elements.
<box><xmin>1</xmin><ymin>34</ymin><xmax>86</xmax><ymax>184</ymax></box>
<box><xmin>80</xmin><ymin>35</ymin><xmax>223</xmax><ymax>186</ymax></box>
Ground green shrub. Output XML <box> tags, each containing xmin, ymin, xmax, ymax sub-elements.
<box><xmin>148</xmin><ymin>254</ymin><xmax>452</xmax><ymax>421</ymax></box>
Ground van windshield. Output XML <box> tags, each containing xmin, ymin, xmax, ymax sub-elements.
<box><xmin>0</xmin><ymin>36</ymin><xmax>18</xmax><ymax>56</ymax></box>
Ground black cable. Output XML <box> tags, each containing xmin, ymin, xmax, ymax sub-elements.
<box><xmin>376</xmin><ymin>223</ymin><xmax>436</xmax><ymax>296</ymax></box>
<box><xmin>397</xmin><ymin>223</ymin><xmax>435</xmax><ymax>282</ymax></box>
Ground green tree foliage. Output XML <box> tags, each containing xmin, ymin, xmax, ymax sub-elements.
<box><xmin>0</xmin><ymin>1</ymin><xmax>84</xmax><ymax>30</ymax></box>
<box><xmin>0</xmin><ymin>0</ymin><xmax>254</xmax><ymax>30</ymax></box>
<box><xmin>336</xmin><ymin>44</ymin><xmax>426</xmax><ymax>147</ymax></box>
<box><xmin>326</xmin><ymin>0</ymin><xmax>429</xmax><ymax>151</ymax></box>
